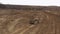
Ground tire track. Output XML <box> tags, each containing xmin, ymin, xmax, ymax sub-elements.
<box><xmin>29</xmin><ymin>24</ymin><xmax>41</xmax><ymax>34</ymax></box>
<box><xmin>11</xmin><ymin>24</ymin><xmax>30</xmax><ymax>34</ymax></box>
<box><xmin>19</xmin><ymin>25</ymin><xmax>37</xmax><ymax>34</ymax></box>
<box><xmin>36</xmin><ymin>18</ymin><xmax>50</xmax><ymax>34</ymax></box>
<box><xmin>8</xmin><ymin>17</ymin><xmax>24</xmax><ymax>32</ymax></box>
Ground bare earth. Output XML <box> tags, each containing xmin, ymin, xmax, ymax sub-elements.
<box><xmin>0</xmin><ymin>6</ymin><xmax>60</xmax><ymax>34</ymax></box>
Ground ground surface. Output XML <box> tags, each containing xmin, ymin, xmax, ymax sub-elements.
<box><xmin>0</xmin><ymin>9</ymin><xmax>60</xmax><ymax>34</ymax></box>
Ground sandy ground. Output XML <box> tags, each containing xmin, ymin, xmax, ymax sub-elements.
<box><xmin>0</xmin><ymin>9</ymin><xmax>60</xmax><ymax>34</ymax></box>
